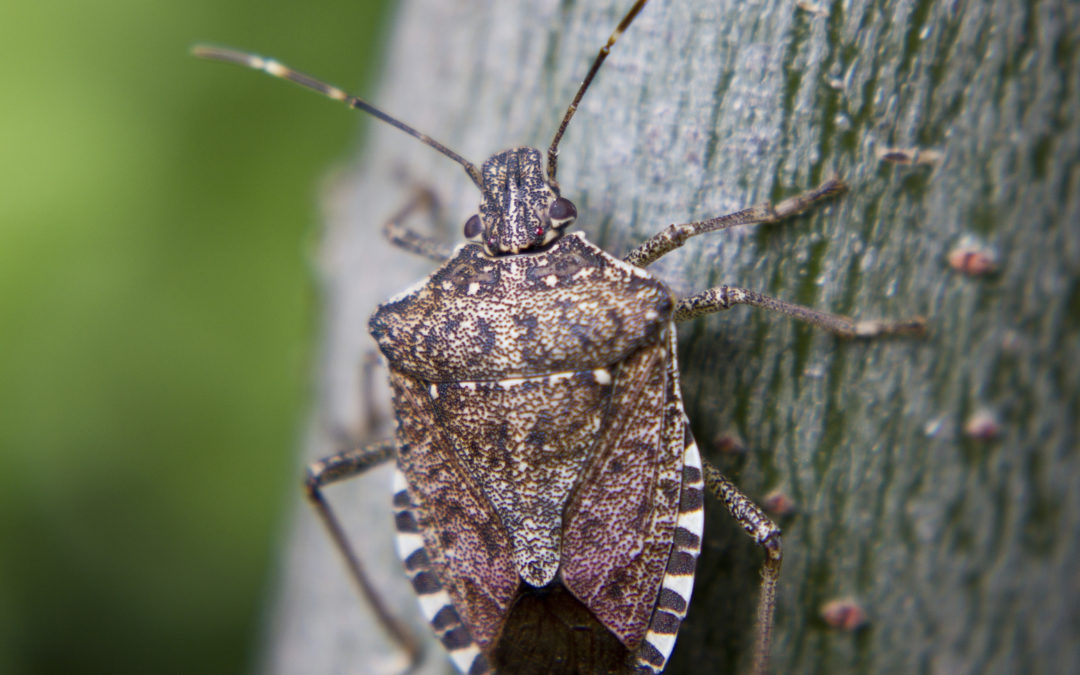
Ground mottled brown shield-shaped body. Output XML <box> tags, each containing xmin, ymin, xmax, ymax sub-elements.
<box><xmin>371</xmin><ymin>232</ymin><xmax>706</xmax><ymax>674</ymax></box>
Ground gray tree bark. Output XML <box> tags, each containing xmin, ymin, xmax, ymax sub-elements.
<box><xmin>264</xmin><ymin>1</ymin><xmax>1079</xmax><ymax>673</ymax></box>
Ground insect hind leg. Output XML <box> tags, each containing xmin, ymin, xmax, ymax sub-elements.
<box><xmin>701</xmin><ymin>462</ymin><xmax>782</xmax><ymax>675</ymax></box>
<box><xmin>305</xmin><ymin>440</ymin><xmax>425</xmax><ymax>669</ymax></box>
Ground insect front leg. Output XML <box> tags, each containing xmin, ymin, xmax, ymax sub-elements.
<box><xmin>701</xmin><ymin>462</ymin><xmax>782</xmax><ymax>675</ymax></box>
<box><xmin>381</xmin><ymin>185</ymin><xmax>453</xmax><ymax>262</ymax></box>
<box><xmin>673</xmin><ymin>285</ymin><xmax>927</xmax><ymax>337</ymax></box>
<box><xmin>623</xmin><ymin>178</ymin><xmax>847</xmax><ymax>268</ymax></box>
<box><xmin>305</xmin><ymin>440</ymin><xmax>424</xmax><ymax>669</ymax></box>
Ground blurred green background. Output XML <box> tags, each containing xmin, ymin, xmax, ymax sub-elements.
<box><xmin>0</xmin><ymin>1</ymin><xmax>391</xmax><ymax>672</ymax></box>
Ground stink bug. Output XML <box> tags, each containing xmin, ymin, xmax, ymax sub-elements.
<box><xmin>195</xmin><ymin>1</ymin><xmax>924</xmax><ymax>672</ymax></box>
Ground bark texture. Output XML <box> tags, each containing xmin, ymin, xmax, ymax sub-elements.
<box><xmin>267</xmin><ymin>1</ymin><xmax>1079</xmax><ymax>673</ymax></box>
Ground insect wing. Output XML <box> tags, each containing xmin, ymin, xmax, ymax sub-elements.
<box><xmin>389</xmin><ymin>369</ymin><xmax>520</xmax><ymax>653</ymax></box>
<box><xmin>561</xmin><ymin>328</ymin><xmax>698</xmax><ymax>662</ymax></box>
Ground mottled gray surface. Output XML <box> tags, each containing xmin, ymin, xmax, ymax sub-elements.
<box><xmin>265</xmin><ymin>0</ymin><xmax>1079</xmax><ymax>673</ymax></box>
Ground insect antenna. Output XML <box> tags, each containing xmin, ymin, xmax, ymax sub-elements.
<box><xmin>191</xmin><ymin>45</ymin><xmax>483</xmax><ymax>187</ymax></box>
<box><xmin>546</xmin><ymin>0</ymin><xmax>650</xmax><ymax>185</ymax></box>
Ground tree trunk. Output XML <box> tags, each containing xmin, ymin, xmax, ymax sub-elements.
<box><xmin>265</xmin><ymin>0</ymin><xmax>1079</xmax><ymax>673</ymax></box>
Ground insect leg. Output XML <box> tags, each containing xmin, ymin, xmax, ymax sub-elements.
<box><xmin>701</xmin><ymin>462</ymin><xmax>782</xmax><ymax>675</ymax></box>
<box><xmin>330</xmin><ymin>351</ymin><xmax>391</xmax><ymax>440</ymax></box>
<box><xmin>623</xmin><ymin>178</ymin><xmax>846</xmax><ymax>268</ymax></box>
<box><xmin>305</xmin><ymin>440</ymin><xmax>424</xmax><ymax>667</ymax></box>
<box><xmin>673</xmin><ymin>285</ymin><xmax>926</xmax><ymax>337</ymax></box>
<box><xmin>382</xmin><ymin>186</ymin><xmax>453</xmax><ymax>262</ymax></box>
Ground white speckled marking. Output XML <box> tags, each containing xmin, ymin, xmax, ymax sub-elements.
<box><xmin>391</xmin><ymin>467</ymin><xmax>408</xmax><ymax>495</ymax></box>
<box><xmin>637</xmin><ymin>436</ymin><xmax>705</xmax><ymax>671</ymax></box>
<box><xmin>547</xmin><ymin>370</ymin><xmax>576</xmax><ymax>384</ymax></box>
<box><xmin>449</xmin><ymin>645</ymin><xmax>482</xmax><ymax>675</ymax></box>
<box><xmin>418</xmin><ymin>588</ymin><xmax>453</xmax><ymax>616</ymax></box>
<box><xmin>394</xmin><ymin>529</ymin><xmax>426</xmax><ymax>562</ymax></box>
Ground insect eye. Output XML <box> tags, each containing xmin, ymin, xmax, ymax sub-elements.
<box><xmin>548</xmin><ymin>198</ymin><xmax>577</xmax><ymax>227</ymax></box>
<box><xmin>463</xmin><ymin>214</ymin><xmax>482</xmax><ymax>239</ymax></box>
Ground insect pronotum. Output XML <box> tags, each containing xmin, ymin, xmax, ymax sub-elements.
<box><xmin>195</xmin><ymin>1</ymin><xmax>924</xmax><ymax>673</ymax></box>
